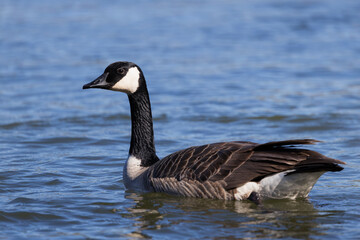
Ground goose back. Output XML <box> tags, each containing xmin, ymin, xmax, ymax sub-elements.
<box><xmin>147</xmin><ymin>139</ymin><xmax>344</xmax><ymax>200</ymax></box>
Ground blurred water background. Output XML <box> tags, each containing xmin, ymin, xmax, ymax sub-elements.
<box><xmin>0</xmin><ymin>0</ymin><xmax>360</xmax><ymax>239</ymax></box>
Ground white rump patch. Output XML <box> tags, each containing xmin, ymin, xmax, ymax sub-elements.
<box><xmin>234</xmin><ymin>170</ymin><xmax>325</xmax><ymax>200</ymax></box>
<box><xmin>112</xmin><ymin>67</ymin><xmax>140</xmax><ymax>93</ymax></box>
<box><xmin>123</xmin><ymin>155</ymin><xmax>148</xmax><ymax>190</ymax></box>
<box><xmin>258</xmin><ymin>170</ymin><xmax>325</xmax><ymax>199</ymax></box>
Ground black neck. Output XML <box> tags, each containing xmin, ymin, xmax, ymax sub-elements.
<box><xmin>128</xmin><ymin>81</ymin><xmax>159</xmax><ymax>167</ymax></box>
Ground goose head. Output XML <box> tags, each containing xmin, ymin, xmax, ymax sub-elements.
<box><xmin>83</xmin><ymin>61</ymin><xmax>143</xmax><ymax>94</ymax></box>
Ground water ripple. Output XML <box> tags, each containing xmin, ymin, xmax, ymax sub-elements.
<box><xmin>0</xmin><ymin>0</ymin><xmax>359</xmax><ymax>239</ymax></box>
<box><xmin>0</xmin><ymin>211</ymin><xmax>65</xmax><ymax>222</ymax></box>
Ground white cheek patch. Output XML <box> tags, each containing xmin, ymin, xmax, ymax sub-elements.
<box><xmin>112</xmin><ymin>67</ymin><xmax>140</xmax><ymax>93</ymax></box>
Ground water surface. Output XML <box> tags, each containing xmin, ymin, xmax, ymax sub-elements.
<box><xmin>1</xmin><ymin>0</ymin><xmax>360</xmax><ymax>239</ymax></box>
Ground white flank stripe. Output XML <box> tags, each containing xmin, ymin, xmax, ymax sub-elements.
<box><xmin>234</xmin><ymin>182</ymin><xmax>259</xmax><ymax>200</ymax></box>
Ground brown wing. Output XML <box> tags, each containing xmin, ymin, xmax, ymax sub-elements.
<box><xmin>149</xmin><ymin>139</ymin><xmax>345</xmax><ymax>190</ymax></box>
<box><xmin>150</xmin><ymin>141</ymin><xmax>256</xmax><ymax>180</ymax></box>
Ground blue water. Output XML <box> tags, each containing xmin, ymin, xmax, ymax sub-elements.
<box><xmin>1</xmin><ymin>0</ymin><xmax>360</xmax><ymax>239</ymax></box>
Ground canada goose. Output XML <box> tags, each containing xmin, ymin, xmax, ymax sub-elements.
<box><xmin>83</xmin><ymin>61</ymin><xmax>345</xmax><ymax>202</ymax></box>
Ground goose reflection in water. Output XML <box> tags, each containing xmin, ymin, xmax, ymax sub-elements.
<box><xmin>118</xmin><ymin>192</ymin><xmax>341</xmax><ymax>239</ymax></box>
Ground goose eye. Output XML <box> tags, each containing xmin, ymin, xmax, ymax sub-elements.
<box><xmin>117</xmin><ymin>68</ymin><xmax>126</xmax><ymax>75</ymax></box>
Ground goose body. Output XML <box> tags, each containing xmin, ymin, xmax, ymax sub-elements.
<box><xmin>83</xmin><ymin>61</ymin><xmax>345</xmax><ymax>202</ymax></box>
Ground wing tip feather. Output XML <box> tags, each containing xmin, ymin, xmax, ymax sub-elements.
<box><xmin>254</xmin><ymin>139</ymin><xmax>321</xmax><ymax>150</ymax></box>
